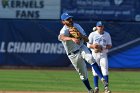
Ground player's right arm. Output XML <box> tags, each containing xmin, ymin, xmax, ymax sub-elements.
<box><xmin>58</xmin><ymin>34</ymin><xmax>80</xmax><ymax>45</ymax></box>
<box><xmin>87</xmin><ymin>32</ymin><xmax>97</xmax><ymax>49</ymax></box>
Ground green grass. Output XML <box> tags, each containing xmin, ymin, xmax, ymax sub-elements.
<box><xmin>0</xmin><ymin>69</ymin><xmax>139</xmax><ymax>93</ymax></box>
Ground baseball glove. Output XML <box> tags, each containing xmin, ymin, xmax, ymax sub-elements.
<box><xmin>69</xmin><ymin>27</ymin><xmax>81</xmax><ymax>39</ymax></box>
<box><xmin>94</xmin><ymin>44</ymin><xmax>103</xmax><ymax>53</ymax></box>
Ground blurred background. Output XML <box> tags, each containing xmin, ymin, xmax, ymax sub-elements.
<box><xmin>0</xmin><ymin>0</ymin><xmax>140</xmax><ymax>69</ymax></box>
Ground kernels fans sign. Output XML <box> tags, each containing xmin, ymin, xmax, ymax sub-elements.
<box><xmin>0</xmin><ymin>0</ymin><xmax>60</xmax><ymax>19</ymax></box>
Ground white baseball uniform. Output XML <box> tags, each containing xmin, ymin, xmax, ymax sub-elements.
<box><xmin>88</xmin><ymin>31</ymin><xmax>112</xmax><ymax>76</ymax></box>
<box><xmin>58</xmin><ymin>23</ymin><xmax>96</xmax><ymax>80</ymax></box>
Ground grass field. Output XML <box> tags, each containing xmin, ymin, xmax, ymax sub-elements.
<box><xmin>0</xmin><ymin>69</ymin><xmax>139</xmax><ymax>93</ymax></box>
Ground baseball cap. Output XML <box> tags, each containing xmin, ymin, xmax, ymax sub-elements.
<box><xmin>96</xmin><ymin>21</ymin><xmax>104</xmax><ymax>26</ymax></box>
<box><xmin>61</xmin><ymin>12</ymin><xmax>73</xmax><ymax>21</ymax></box>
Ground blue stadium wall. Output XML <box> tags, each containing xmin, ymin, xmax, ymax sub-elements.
<box><xmin>0</xmin><ymin>0</ymin><xmax>140</xmax><ymax>68</ymax></box>
<box><xmin>0</xmin><ymin>20</ymin><xmax>140</xmax><ymax>68</ymax></box>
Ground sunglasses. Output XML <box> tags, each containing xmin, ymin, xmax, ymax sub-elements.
<box><xmin>97</xmin><ymin>26</ymin><xmax>103</xmax><ymax>27</ymax></box>
<box><xmin>66</xmin><ymin>18</ymin><xmax>72</xmax><ymax>21</ymax></box>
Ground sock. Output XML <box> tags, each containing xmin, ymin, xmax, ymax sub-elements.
<box><xmin>82</xmin><ymin>79</ymin><xmax>92</xmax><ymax>91</ymax></box>
<box><xmin>91</xmin><ymin>62</ymin><xmax>103</xmax><ymax>79</ymax></box>
<box><xmin>104</xmin><ymin>75</ymin><xmax>108</xmax><ymax>83</ymax></box>
<box><xmin>94</xmin><ymin>76</ymin><xmax>99</xmax><ymax>88</ymax></box>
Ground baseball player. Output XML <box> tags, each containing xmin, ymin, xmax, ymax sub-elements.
<box><xmin>87</xmin><ymin>21</ymin><xmax>112</xmax><ymax>93</ymax></box>
<box><xmin>58</xmin><ymin>13</ymin><xmax>109</xmax><ymax>93</ymax></box>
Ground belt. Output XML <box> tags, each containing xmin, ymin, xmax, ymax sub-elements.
<box><xmin>68</xmin><ymin>50</ymin><xmax>80</xmax><ymax>55</ymax></box>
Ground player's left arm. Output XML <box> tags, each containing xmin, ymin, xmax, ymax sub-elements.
<box><xmin>76</xmin><ymin>24</ymin><xmax>89</xmax><ymax>42</ymax></box>
<box><xmin>81</xmin><ymin>34</ymin><xmax>89</xmax><ymax>42</ymax></box>
<box><xmin>106</xmin><ymin>33</ymin><xmax>112</xmax><ymax>49</ymax></box>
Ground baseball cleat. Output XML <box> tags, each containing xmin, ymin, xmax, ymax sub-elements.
<box><xmin>88</xmin><ymin>89</ymin><xmax>94</xmax><ymax>93</ymax></box>
<box><xmin>94</xmin><ymin>87</ymin><xmax>99</xmax><ymax>93</ymax></box>
<box><xmin>104</xmin><ymin>87</ymin><xmax>111</xmax><ymax>93</ymax></box>
<box><xmin>101</xmin><ymin>78</ymin><xmax>108</xmax><ymax>87</ymax></box>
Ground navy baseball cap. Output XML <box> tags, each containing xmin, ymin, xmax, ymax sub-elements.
<box><xmin>61</xmin><ymin>12</ymin><xmax>73</xmax><ymax>21</ymax></box>
<box><xmin>96</xmin><ymin>21</ymin><xmax>104</xmax><ymax>26</ymax></box>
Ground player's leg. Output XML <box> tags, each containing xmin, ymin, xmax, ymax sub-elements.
<box><xmin>91</xmin><ymin>53</ymin><xmax>100</xmax><ymax>93</ymax></box>
<box><xmin>68</xmin><ymin>53</ymin><xmax>93</xmax><ymax>92</ymax></box>
<box><xmin>81</xmin><ymin>45</ymin><xmax>104</xmax><ymax>80</ymax></box>
<box><xmin>100</xmin><ymin>55</ymin><xmax>109</xmax><ymax>83</ymax></box>
<box><xmin>81</xmin><ymin>45</ymin><xmax>108</xmax><ymax>89</ymax></box>
<box><xmin>100</xmin><ymin>54</ymin><xmax>111</xmax><ymax>93</ymax></box>
<box><xmin>92</xmin><ymin>67</ymin><xmax>99</xmax><ymax>93</ymax></box>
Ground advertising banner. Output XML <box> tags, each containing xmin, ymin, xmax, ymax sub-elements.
<box><xmin>0</xmin><ymin>0</ymin><xmax>60</xmax><ymax>19</ymax></box>
<box><xmin>0</xmin><ymin>20</ymin><xmax>71</xmax><ymax>67</ymax></box>
<box><xmin>0</xmin><ymin>20</ymin><xmax>140</xmax><ymax>68</ymax></box>
<box><xmin>61</xmin><ymin>0</ymin><xmax>140</xmax><ymax>21</ymax></box>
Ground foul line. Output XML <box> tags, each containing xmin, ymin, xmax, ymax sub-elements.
<box><xmin>109</xmin><ymin>38</ymin><xmax>140</xmax><ymax>52</ymax></box>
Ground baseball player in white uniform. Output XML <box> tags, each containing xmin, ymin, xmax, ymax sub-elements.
<box><xmin>88</xmin><ymin>21</ymin><xmax>112</xmax><ymax>93</ymax></box>
<box><xmin>58</xmin><ymin>13</ymin><xmax>109</xmax><ymax>93</ymax></box>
